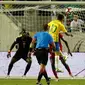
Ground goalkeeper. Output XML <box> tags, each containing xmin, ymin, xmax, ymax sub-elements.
<box><xmin>7</xmin><ymin>30</ymin><xmax>32</xmax><ymax>76</ymax></box>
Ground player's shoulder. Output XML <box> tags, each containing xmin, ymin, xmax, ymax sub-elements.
<box><xmin>27</xmin><ymin>35</ymin><xmax>32</xmax><ymax>40</ymax></box>
<box><xmin>17</xmin><ymin>34</ymin><xmax>22</xmax><ymax>38</ymax></box>
<box><xmin>16</xmin><ymin>35</ymin><xmax>22</xmax><ymax>40</ymax></box>
<box><xmin>59</xmin><ymin>21</ymin><xmax>65</xmax><ymax>28</ymax></box>
<box><xmin>57</xmin><ymin>20</ymin><xmax>63</xmax><ymax>25</ymax></box>
<box><xmin>48</xmin><ymin>20</ymin><xmax>54</xmax><ymax>26</ymax></box>
<box><xmin>78</xmin><ymin>19</ymin><xmax>84</xmax><ymax>22</ymax></box>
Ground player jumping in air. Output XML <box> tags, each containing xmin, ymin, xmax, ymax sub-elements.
<box><xmin>48</xmin><ymin>14</ymin><xmax>73</xmax><ymax>77</ymax></box>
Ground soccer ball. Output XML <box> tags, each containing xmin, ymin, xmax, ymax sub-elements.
<box><xmin>65</xmin><ymin>7</ymin><xmax>73</xmax><ymax>14</ymax></box>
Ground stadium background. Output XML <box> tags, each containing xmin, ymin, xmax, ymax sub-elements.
<box><xmin>0</xmin><ymin>1</ymin><xmax>85</xmax><ymax>78</ymax></box>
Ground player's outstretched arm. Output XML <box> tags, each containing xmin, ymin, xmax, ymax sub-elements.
<box><xmin>65</xmin><ymin>32</ymin><xmax>73</xmax><ymax>37</ymax></box>
<box><xmin>9</xmin><ymin>41</ymin><xmax>17</xmax><ymax>51</ymax></box>
<box><xmin>61</xmin><ymin>37</ymin><xmax>72</xmax><ymax>56</ymax></box>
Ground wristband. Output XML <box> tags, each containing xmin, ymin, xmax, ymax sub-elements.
<box><xmin>8</xmin><ymin>50</ymin><xmax>11</xmax><ymax>53</ymax></box>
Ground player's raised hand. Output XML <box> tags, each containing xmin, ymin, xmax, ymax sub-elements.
<box><xmin>7</xmin><ymin>50</ymin><xmax>11</xmax><ymax>58</ymax></box>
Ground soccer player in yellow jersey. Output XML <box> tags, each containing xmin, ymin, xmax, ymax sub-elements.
<box><xmin>48</xmin><ymin>14</ymin><xmax>73</xmax><ymax>78</ymax></box>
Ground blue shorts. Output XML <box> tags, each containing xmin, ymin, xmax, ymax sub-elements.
<box><xmin>55</xmin><ymin>42</ymin><xmax>60</xmax><ymax>51</ymax></box>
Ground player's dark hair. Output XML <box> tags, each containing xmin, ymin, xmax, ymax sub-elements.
<box><xmin>43</xmin><ymin>24</ymin><xmax>48</xmax><ymax>31</ymax></box>
<box><xmin>57</xmin><ymin>14</ymin><xmax>64</xmax><ymax>21</ymax></box>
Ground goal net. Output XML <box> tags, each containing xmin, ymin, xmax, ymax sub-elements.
<box><xmin>0</xmin><ymin>1</ymin><xmax>85</xmax><ymax>52</ymax></box>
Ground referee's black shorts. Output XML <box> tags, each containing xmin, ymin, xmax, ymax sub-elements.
<box><xmin>35</xmin><ymin>48</ymin><xmax>48</xmax><ymax>65</ymax></box>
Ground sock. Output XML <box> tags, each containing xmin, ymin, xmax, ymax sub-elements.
<box><xmin>50</xmin><ymin>57</ymin><xmax>58</xmax><ymax>79</ymax></box>
<box><xmin>37</xmin><ymin>70</ymin><xmax>43</xmax><ymax>83</ymax></box>
<box><xmin>52</xmin><ymin>70</ymin><xmax>58</xmax><ymax>79</ymax></box>
<box><xmin>24</xmin><ymin>62</ymin><xmax>31</xmax><ymax>75</ymax></box>
<box><xmin>7</xmin><ymin>63</ymin><xmax>13</xmax><ymax>75</ymax></box>
<box><xmin>60</xmin><ymin>57</ymin><xmax>72</xmax><ymax>75</ymax></box>
<box><xmin>43</xmin><ymin>70</ymin><xmax>49</xmax><ymax>81</ymax></box>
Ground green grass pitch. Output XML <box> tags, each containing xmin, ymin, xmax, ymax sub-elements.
<box><xmin>0</xmin><ymin>78</ymin><xmax>85</xmax><ymax>85</ymax></box>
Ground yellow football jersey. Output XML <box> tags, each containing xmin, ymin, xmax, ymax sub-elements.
<box><xmin>48</xmin><ymin>20</ymin><xmax>67</xmax><ymax>42</ymax></box>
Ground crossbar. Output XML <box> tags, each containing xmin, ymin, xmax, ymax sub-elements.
<box><xmin>0</xmin><ymin>1</ymin><xmax>85</xmax><ymax>5</ymax></box>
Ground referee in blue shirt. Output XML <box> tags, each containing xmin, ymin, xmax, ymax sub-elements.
<box><xmin>29</xmin><ymin>24</ymin><xmax>56</xmax><ymax>85</ymax></box>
